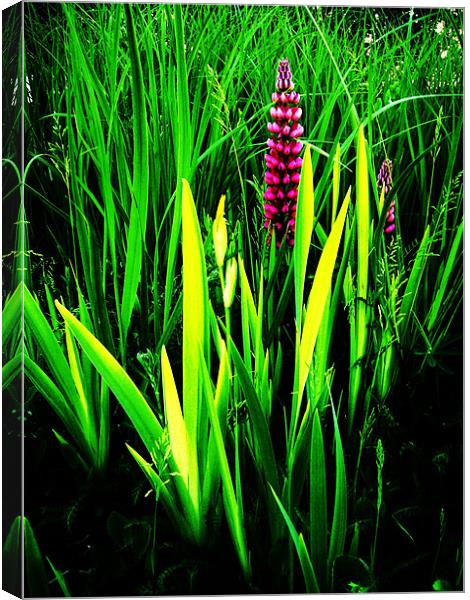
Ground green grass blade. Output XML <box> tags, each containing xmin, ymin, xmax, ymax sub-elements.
<box><xmin>327</xmin><ymin>402</ymin><xmax>348</xmax><ymax>574</ymax></box>
<box><xmin>2</xmin><ymin>355</ymin><xmax>22</xmax><ymax>390</ymax></box>
<box><xmin>120</xmin><ymin>5</ymin><xmax>149</xmax><ymax>347</ymax></box>
<box><xmin>126</xmin><ymin>443</ymin><xmax>188</xmax><ymax>536</ymax></box>
<box><xmin>332</xmin><ymin>142</ymin><xmax>341</xmax><ymax>227</ymax></box>
<box><xmin>3</xmin><ymin>284</ymin><xmax>22</xmax><ymax>347</ymax></box>
<box><xmin>47</xmin><ymin>558</ymin><xmax>71</xmax><ymax>597</ymax></box>
<box><xmin>271</xmin><ymin>486</ymin><xmax>320</xmax><ymax>593</ymax></box>
<box><xmin>230</xmin><ymin>338</ymin><xmax>279</xmax><ymax>494</ymax></box>
<box><xmin>200</xmin><ymin>344</ymin><xmax>251</xmax><ymax>580</ymax></box>
<box><xmin>310</xmin><ymin>409</ymin><xmax>328</xmax><ymax>590</ymax></box>
<box><xmin>181</xmin><ymin>177</ymin><xmax>209</xmax><ymax>535</ymax></box>
<box><xmin>24</xmin><ymin>356</ymin><xmax>86</xmax><ymax>453</ymax></box>
<box><xmin>399</xmin><ymin>225</ymin><xmax>431</xmax><ymax>337</ymax></box>
<box><xmin>427</xmin><ymin>221</ymin><xmax>462</xmax><ymax>331</ymax></box>
<box><xmin>23</xmin><ymin>286</ymin><xmax>80</xmax><ymax>405</ymax></box>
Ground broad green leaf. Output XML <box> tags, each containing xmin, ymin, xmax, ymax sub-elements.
<box><xmin>297</xmin><ymin>188</ymin><xmax>351</xmax><ymax>403</ymax></box>
<box><xmin>64</xmin><ymin>321</ymin><xmax>93</xmax><ymax>440</ymax></box>
<box><xmin>2</xmin><ymin>355</ymin><xmax>22</xmax><ymax>389</ymax></box>
<box><xmin>24</xmin><ymin>356</ymin><xmax>86</xmax><ymax>454</ymax></box>
<box><xmin>55</xmin><ymin>301</ymin><xmax>163</xmax><ymax>456</ymax></box>
<box><xmin>230</xmin><ymin>339</ymin><xmax>279</xmax><ymax>493</ymax></box>
<box><xmin>23</xmin><ymin>285</ymin><xmax>80</xmax><ymax>407</ymax></box>
<box><xmin>161</xmin><ymin>345</ymin><xmax>189</xmax><ymax>486</ymax></box>
<box><xmin>181</xmin><ymin>177</ymin><xmax>209</xmax><ymax>535</ymax></box>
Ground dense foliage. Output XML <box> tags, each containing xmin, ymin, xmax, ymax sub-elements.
<box><xmin>3</xmin><ymin>4</ymin><xmax>463</xmax><ymax>595</ymax></box>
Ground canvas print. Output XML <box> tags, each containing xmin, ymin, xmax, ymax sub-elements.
<box><xmin>2</xmin><ymin>2</ymin><xmax>463</xmax><ymax>596</ymax></box>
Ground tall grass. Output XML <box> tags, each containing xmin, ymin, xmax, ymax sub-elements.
<box><xmin>20</xmin><ymin>4</ymin><xmax>463</xmax><ymax>594</ymax></box>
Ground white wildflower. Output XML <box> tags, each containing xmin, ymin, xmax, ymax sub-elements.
<box><xmin>441</xmin><ymin>49</ymin><xmax>448</xmax><ymax>59</ymax></box>
<box><xmin>364</xmin><ymin>33</ymin><xmax>373</xmax><ymax>44</ymax></box>
<box><xmin>435</xmin><ymin>21</ymin><xmax>445</xmax><ymax>35</ymax></box>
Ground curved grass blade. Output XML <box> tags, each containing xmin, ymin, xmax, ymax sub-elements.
<box><xmin>270</xmin><ymin>486</ymin><xmax>320</xmax><ymax>593</ymax></box>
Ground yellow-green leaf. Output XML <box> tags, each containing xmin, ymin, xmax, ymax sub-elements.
<box><xmin>297</xmin><ymin>188</ymin><xmax>351</xmax><ymax>401</ymax></box>
<box><xmin>161</xmin><ymin>345</ymin><xmax>189</xmax><ymax>485</ymax></box>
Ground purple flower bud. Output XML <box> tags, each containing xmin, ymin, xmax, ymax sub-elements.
<box><xmin>376</xmin><ymin>159</ymin><xmax>396</xmax><ymax>236</ymax></box>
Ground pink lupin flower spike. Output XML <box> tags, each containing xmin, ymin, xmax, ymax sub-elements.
<box><xmin>264</xmin><ymin>58</ymin><xmax>303</xmax><ymax>248</ymax></box>
<box><xmin>377</xmin><ymin>159</ymin><xmax>395</xmax><ymax>235</ymax></box>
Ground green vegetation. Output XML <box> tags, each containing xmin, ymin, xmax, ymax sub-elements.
<box><xmin>3</xmin><ymin>4</ymin><xmax>462</xmax><ymax>595</ymax></box>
